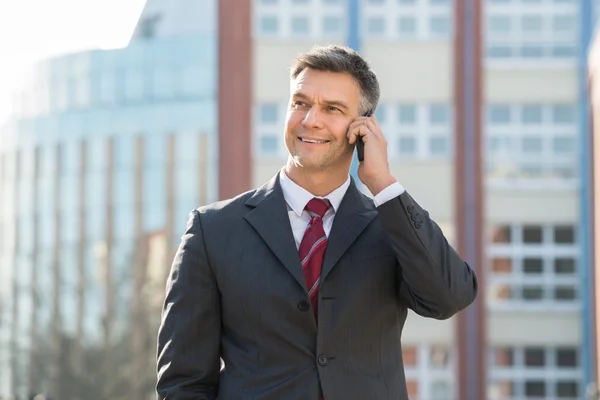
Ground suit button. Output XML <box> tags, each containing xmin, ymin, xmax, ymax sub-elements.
<box><xmin>298</xmin><ymin>300</ymin><xmax>310</xmax><ymax>311</ymax></box>
<box><xmin>318</xmin><ymin>354</ymin><xmax>328</xmax><ymax>366</ymax></box>
<box><xmin>407</xmin><ymin>205</ymin><xmax>415</xmax><ymax>213</ymax></box>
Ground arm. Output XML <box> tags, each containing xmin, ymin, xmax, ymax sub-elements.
<box><xmin>347</xmin><ymin>115</ymin><xmax>477</xmax><ymax>320</ymax></box>
<box><xmin>376</xmin><ymin>190</ymin><xmax>478</xmax><ymax>319</ymax></box>
<box><xmin>156</xmin><ymin>209</ymin><xmax>221</xmax><ymax>399</ymax></box>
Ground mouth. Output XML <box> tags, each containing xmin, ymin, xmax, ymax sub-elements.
<box><xmin>298</xmin><ymin>137</ymin><xmax>330</xmax><ymax>144</ymax></box>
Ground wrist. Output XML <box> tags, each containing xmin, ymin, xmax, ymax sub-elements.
<box><xmin>366</xmin><ymin>175</ymin><xmax>397</xmax><ymax>196</ymax></box>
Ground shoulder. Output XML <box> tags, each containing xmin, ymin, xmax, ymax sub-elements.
<box><xmin>191</xmin><ymin>188</ymin><xmax>257</xmax><ymax>223</ymax></box>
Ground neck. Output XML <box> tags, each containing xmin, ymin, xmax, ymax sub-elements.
<box><xmin>283</xmin><ymin>161</ymin><xmax>350</xmax><ymax>197</ymax></box>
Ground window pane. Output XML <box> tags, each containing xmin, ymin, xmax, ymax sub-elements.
<box><xmin>554</xmin><ymin>258</ymin><xmax>576</xmax><ymax>274</ymax></box>
<box><xmin>398</xmin><ymin>17</ymin><xmax>417</xmax><ymax>35</ymax></box>
<box><xmin>430</xmin><ymin>137</ymin><xmax>449</xmax><ymax>155</ymax></box>
<box><xmin>521</xmin><ymin>15</ymin><xmax>542</xmax><ymax>32</ymax></box>
<box><xmin>554</xmin><ymin>226</ymin><xmax>574</xmax><ymax>244</ymax></box>
<box><xmin>555</xmin><ymin>287</ymin><xmax>576</xmax><ymax>300</ymax></box>
<box><xmin>292</xmin><ymin>17</ymin><xmax>310</xmax><ymax>34</ymax></box>
<box><xmin>488</xmin><ymin>16</ymin><xmax>511</xmax><ymax>33</ymax></box>
<box><xmin>402</xmin><ymin>346</ymin><xmax>418</xmax><ymax>366</ymax></box>
<box><xmin>553</xmin><ymin>136</ymin><xmax>575</xmax><ymax>153</ymax></box>
<box><xmin>525</xmin><ymin>348</ymin><xmax>545</xmax><ymax>366</ymax></box>
<box><xmin>553</xmin><ymin>15</ymin><xmax>575</xmax><ymax>32</ymax></box>
<box><xmin>522</xmin><ymin>286</ymin><xmax>544</xmax><ymax>300</ymax></box>
<box><xmin>259</xmin><ymin>136</ymin><xmax>278</xmax><ymax>154</ymax></box>
<box><xmin>430</xmin><ymin>16</ymin><xmax>450</xmax><ymax>35</ymax></box>
<box><xmin>491</xmin><ymin>258</ymin><xmax>512</xmax><ymax>274</ymax></box>
<box><xmin>553</xmin><ymin>105</ymin><xmax>576</xmax><ymax>123</ymax></box>
<box><xmin>553</xmin><ymin>45</ymin><xmax>576</xmax><ymax>58</ymax></box>
<box><xmin>260</xmin><ymin>16</ymin><xmax>278</xmax><ymax>34</ymax></box>
<box><xmin>429</xmin><ymin>346</ymin><xmax>450</xmax><ymax>368</ymax></box>
<box><xmin>522</xmin><ymin>136</ymin><xmax>543</xmax><ymax>153</ymax></box>
<box><xmin>323</xmin><ymin>16</ymin><xmax>343</xmax><ymax>34</ymax></box>
<box><xmin>523</xmin><ymin>258</ymin><xmax>543</xmax><ymax>274</ymax></box>
<box><xmin>523</xmin><ymin>226</ymin><xmax>543</xmax><ymax>243</ymax></box>
<box><xmin>556</xmin><ymin>348</ymin><xmax>577</xmax><ymax>368</ymax></box>
<box><xmin>556</xmin><ymin>381</ymin><xmax>578</xmax><ymax>397</ymax></box>
<box><xmin>260</xmin><ymin>103</ymin><xmax>278</xmax><ymax>124</ymax></box>
<box><xmin>398</xmin><ymin>105</ymin><xmax>416</xmax><ymax>124</ymax></box>
<box><xmin>399</xmin><ymin>137</ymin><xmax>416</xmax><ymax>154</ymax></box>
<box><xmin>489</xmin><ymin>105</ymin><xmax>511</xmax><ymax>124</ymax></box>
<box><xmin>488</xmin><ymin>46</ymin><xmax>512</xmax><ymax>58</ymax></box>
<box><xmin>368</xmin><ymin>17</ymin><xmax>386</xmax><ymax>35</ymax></box>
<box><xmin>430</xmin><ymin>103</ymin><xmax>449</xmax><ymax>125</ymax></box>
<box><xmin>375</xmin><ymin>106</ymin><xmax>386</xmax><ymax>123</ymax></box>
<box><xmin>492</xmin><ymin>226</ymin><xmax>511</xmax><ymax>243</ymax></box>
<box><xmin>525</xmin><ymin>381</ymin><xmax>546</xmax><ymax>396</ymax></box>
<box><xmin>493</xmin><ymin>347</ymin><xmax>514</xmax><ymax>366</ymax></box>
<box><xmin>521</xmin><ymin>45</ymin><xmax>544</xmax><ymax>58</ymax></box>
<box><xmin>522</xmin><ymin>105</ymin><xmax>542</xmax><ymax>124</ymax></box>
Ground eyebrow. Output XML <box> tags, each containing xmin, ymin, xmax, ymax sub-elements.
<box><xmin>292</xmin><ymin>92</ymin><xmax>350</xmax><ymax>111</ymax></box>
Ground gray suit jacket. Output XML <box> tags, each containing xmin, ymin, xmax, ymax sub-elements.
<box><xmin>156</xmin><ymin>173</ymin><xmax>477</xmax><ymax>400</ymax></box>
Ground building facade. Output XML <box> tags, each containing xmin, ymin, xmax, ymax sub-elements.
<box><xmin>0</xmin><ymin>0</ymin><xmax>597</xmax><ymax>398</ymax></box>
<box><xmin>251</xmin><ymin>0</ymin><xmax>590</xmax><ymax>399</ymax></box>
<box><xmin>0</xmin><ymin>31</ymin><xmax>219</xmax><ymax>400</ymax></box>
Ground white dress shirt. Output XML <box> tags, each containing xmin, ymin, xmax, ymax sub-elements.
<box><xmin>279</xmin><ymin>169</ymin><xmax>406</xmax><ymax>249</ymax></box>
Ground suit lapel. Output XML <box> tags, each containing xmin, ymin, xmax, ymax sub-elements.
<box><xmin>321</xmin><ymin>179</ymin><xmax>378</xmax><ymax>282</ymax></box>
<box><xmin>243</xmin><ymin>174</ymin><xmax>307</xmax><ymax>292</ymax></box>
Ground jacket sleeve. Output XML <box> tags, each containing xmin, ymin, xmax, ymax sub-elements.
<box><xmin>156</xmin><ymin>209</ymin><xmax>221</xmax><ymax>399</ymax></box>
<box><xmin>376</xmin><ymin>191</ymin><xmax>478</xmax><ymax>320</ymax></box>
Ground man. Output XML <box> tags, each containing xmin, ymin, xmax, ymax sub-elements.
<box><xmin>156</xmin><ymin>45</ymin><xmax>477</xmax><ymax>399</ymax></box>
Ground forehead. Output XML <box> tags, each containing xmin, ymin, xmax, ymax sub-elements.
<box><xmin>291</xmin><ymin>69</ymin><xmax>360</xmax><ymax>103</ymax></box>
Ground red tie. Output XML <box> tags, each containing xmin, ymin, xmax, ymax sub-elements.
<box><xmin>298</xmin><ymin>198</ymin><xmax>330</xmax><ymax>320</ymax></box>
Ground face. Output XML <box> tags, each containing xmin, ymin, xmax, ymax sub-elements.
<box><xmin>284</xmin><ymin>68</ymin><xmax>361</xmax><ymax>173</ymax></box>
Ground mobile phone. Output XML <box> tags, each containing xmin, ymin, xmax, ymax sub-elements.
<box><xmin>356</xmin><ymin>109</ymin><xmax>373</xmax><ymax>162</ymax></box>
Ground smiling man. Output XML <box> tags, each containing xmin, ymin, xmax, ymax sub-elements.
<box><xmin>156</xmin><ymin>45</ymin><xmax>478</xmax><ymax>400</ymax></box>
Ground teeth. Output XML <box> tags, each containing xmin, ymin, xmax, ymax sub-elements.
<box><xmin>301</xmin><ymin>138</ymin><xmax>328</xmax><ymax>143</ymax></box>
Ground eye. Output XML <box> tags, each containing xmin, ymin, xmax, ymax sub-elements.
<box><xmin>327</xmin><ymin>106</ymin><xmax>342</xmax><ymax>113</ymax></box>
<box><xmin>292</xmin><ymin>100</ymin><xmax>308</xmax><ymax>108</ymax></box>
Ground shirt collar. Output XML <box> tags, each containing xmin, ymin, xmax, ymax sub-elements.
<box><xmin>279</xmin><ymin>168</ymin><xmax>351</xmax><ymax>217</ymax></box>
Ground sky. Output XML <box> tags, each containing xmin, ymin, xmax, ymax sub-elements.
<box><xmin>0</xmin><ymin>0</ymin><xmax>147</xmax><ymax>124</ymax></box>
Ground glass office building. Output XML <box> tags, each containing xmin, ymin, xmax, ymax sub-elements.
<box><xmin>0</xmin><ymin>34</ymin><xmax>218</xmax><ymax>398</ymax></box>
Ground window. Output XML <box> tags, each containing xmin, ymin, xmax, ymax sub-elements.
<box><xmin>553</xmin><ymin>15</ymin><xmax>575</xmax><ymax>32</ymax></box>
<box><xmin>522</xmin><ymin>136</ymin><xmax>543</xmax><ymax>153</ymax></box>
<box><xmin>259</xmin><ymin>136</ymin><xmax>278</xmax><ymax>155</ymax></box>
<box><xmin>323</xmin><ymin>16</ymin><xmax>343</xmax><ymax>35</ymax></box>
<box><xmin>486</xmin><ymin>103</ymin><xmax>578</xmax><ymax>184</ymax></box>
<box><xmin>367</xmin><ymin>17</ymin><xmax>386</xmax><ymax>35</ymax></box>
<box><xmin>553</xmin><ymin>105</ymin><xmax>576</xmax><ymax>123</ymax></box>
<box><xmin>521</xmin><ymin>15</ymin><xmax>542</xmax><ymax>33</ymax></box>
<box><xmin>398</xmin><ymin>17</ymin><xmax>417</xmax><ymax>36</ymax></box>
<box><xmin>489</xmin><ymin>347</ymin><xmax>581</xmax><ymax>400</ymax></box>
<box><xmin>398</xmin><ymin>105</ymin><xmax>417</xmax><ymax>124</ymax></box>
<box><xmin>261</xmin><ymin>0</ymin><xmax>278</xmax><ymax>3</ymax></box>
<box><xmin>259</xmin><ymin>103</ymin><xmax>278</xmax><ymax>124</ymax></box>
<box><xmin>260</xmin><ymin>16</ymin><xmax>278</xmax><ymax>34</ymax></box>
<box><xmin>488</xmin><ymin>16</ymin><xmax>511</xmax><ymax>33</ymax></box>
<box><xmin>487</xmin><ymin>224</ymin><xmax>579</xmax><ymax>307</ymax></box>
<box><xmin>291</xmin><ymin>17</ymin><xmax>310</xmax><ymax>35</ymax></box>
<box><xmin>375</xmin><ymin>106</ymin><xmax>386</xmax><ymax>123</ymax></box>
<box><xmin>430</xmin><ymin>104</ymin><xmax>449</xmax><ymax>125</ymax></box>
<box><xmin>488</xmin><ymin>105</ymin><xmax>511</xmax><ymax>124</ymax></box>
<box><xmin>399</xmin><ymin>137</ymin><xmax>416</xmax><ymax>155</ymax></box>
<box><xmin>430</xmin><ymin>16</ymin><xmax>450</xmax><ymax>36</ymax></box>
<box><xmin>522</xmin><ymin>105</ymin><xmax>542</xmax><ymax>124</ymax></box>
<box><xmin>403</xmin><ymin>344</ymin><xmax>454</xmax><ymax>400</ymax></box>
<box><xmin>488</xmin><ymin>46</ymin><xmax>512</xmax><ymax>58</ymax></box>
<box><xmin>430</xmin><ymin>137</ymin><xmax>449</xmax><ymax>155</ymax></box>
<box><xmin>553</xmin><ymin>137</ymin><xmax>575</xmax><ymax>153</ymax></box>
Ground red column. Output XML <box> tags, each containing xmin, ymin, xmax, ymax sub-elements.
<box><xmin>454</xmin><ymin>0</ymin><xmax>487</xmax><ymax>399</ymax></box>
<box><xmin>218</xmin><ymin>0</ymin><xmax>253</xmax><ymax>200</ymax></box>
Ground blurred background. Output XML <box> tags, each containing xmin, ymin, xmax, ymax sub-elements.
<box><xmin>1</xmin><ymin>0</ymin><xmax>600</xmax><ymax>399</ymax></box>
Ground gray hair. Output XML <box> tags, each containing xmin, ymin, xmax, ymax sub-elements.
<box><xmin>290</xmin><ymin>45</ymin><xmax>380</xmax><ymax>115</ymax></box>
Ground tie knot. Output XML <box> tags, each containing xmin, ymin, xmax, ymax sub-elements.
<box><xmin>305</xmin><ymin>198</ymin><xmax>329</xmax><ymax>219</ymax></box>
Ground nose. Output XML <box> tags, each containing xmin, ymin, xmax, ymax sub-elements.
<box><xmin>302</xmin><ymin>106</ymin><xmax>324</xmax><ymax>129</ymax></box>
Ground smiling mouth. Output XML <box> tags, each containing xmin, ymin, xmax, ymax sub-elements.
<box><xmin>299</xmin><ymin>138</ymin><xmax>330</xmax><ymax>144</ymax></box>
